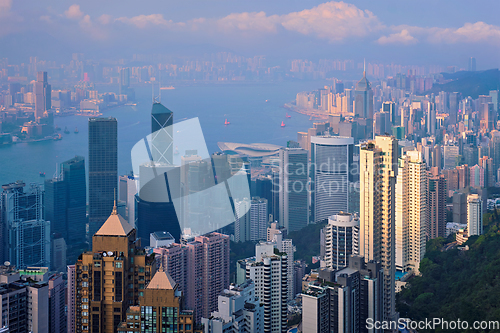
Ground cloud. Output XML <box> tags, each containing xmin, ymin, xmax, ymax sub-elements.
<box><xmin>65</xmin><ymin>4</ymin><xmax>84</xmax><ymax>20</ymax></box>
<box><xmin>97</xmin><ymin>14</ymin><xmax>112</xmax><ymax>25</ymax></box>
<box><xmin>79</xmin><ymin>14</ymin><xmax>108</xmax><ymax>41</ymax></box>
<box><xmin>427</xmin><ymin>22</ymin><xmax>500</xmax><ymax>44</ymax></box>
<box><xmin>39</xmin><ymin>15</ymin><xmax>52</xmax><ymax>24</ymax></box>
<box><xmin>217</xmin><ymin>12</ymin><xmax>280</xmax><ymax>33</ymax></box>
<box><xmin>116</xmin><ymin>14</ymin><xmax>185</xmax><ymax>29</ymax></box>
<box><xmin>0</xmin><ymin>0</ymin><xmax>11</xmax><ymax>15</ymax></box>
<box><xmin>280</xmin><ymin>1</ymin><xmax>384</xmax><ymax>42</ymax></box>
<box><xmin>377</xmin><ymin>29</ymin><xmax>417</xmax><ymax>45</ymax></box>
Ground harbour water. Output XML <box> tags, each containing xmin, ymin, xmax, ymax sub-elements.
<box><xmin>0</xmin><ymin>80</ymin><xmax>327</xmax><ymax>186</ymax></box>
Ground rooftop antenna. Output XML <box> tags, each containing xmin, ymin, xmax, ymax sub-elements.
<box><xmin>112</xmin><ymin>188</ymin><xmax>117</xmax><ymax>215</ymax></box>
<box><xmin>159</xmin><ymin>67</ymin><xmax>162</xmax><ymax>104</ymax></box>
<box><xmin>363</xmin><ymin>58</ymin><xmax>366</xmax><ymax>77</ymax></box>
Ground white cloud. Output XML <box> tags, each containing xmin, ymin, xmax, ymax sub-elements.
<box><xmin>65</xmin><ymin>4</ymin><xmax>83</xmax><ymax>20</ymax></box>
<box><xmin>281</xmin><ymin>1</ymin><xmax>384</xmax><ymax>42</ymax></box>
<box><xmin>217</xmin><ymin>12</ymin><xmax>280</xmax><ymax>33</ymax></box>
<box><xmin>97</xmin><ymin>14</ymin><xmax>112</xmax><ymax>25</ymax></box>
<box><xmin>0</xmin><ymin>0</ymin><xmax>11</xmax><ymax>14</ymax></box>
<box><xmin>116</xmin><ymin>14</ymin><xmax>185</xmax><ymax>29</ymax></box>
<box><xmin>377</xmin><ymin>29</ymin><xmax>417</xmax><ymax>45</ymax></box>
<box><xmin>427</xmin><ymin>22</ymin><xmax>500</xmax><ymax>44</ymax></box>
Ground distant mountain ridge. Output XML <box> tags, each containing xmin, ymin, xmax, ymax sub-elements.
<box><xmin>426</xmin><ymin>68</ymin><xmax>500</xmax><ymax>99</ymax></box>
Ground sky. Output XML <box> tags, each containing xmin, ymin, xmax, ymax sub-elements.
<box><xmin>1</xmin><ymin>0</ymin><xmax>500</xmax><ymax>68</ymax></box>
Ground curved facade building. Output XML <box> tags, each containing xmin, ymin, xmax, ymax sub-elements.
<box><xmin>323</xmin><ymin>212</ymin><xmax>359</xmax><ymax>270</ymax></box>
<box><xmin>311</xmin><ymin>136</ymin><xmax>355</xmax><ymax>223</ymax></box>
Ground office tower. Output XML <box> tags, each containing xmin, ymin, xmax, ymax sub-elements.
<box><xmin>359</xmin><ymin>135</ymin><xmax>398</xmax><ymax>321</ymax></box>
<box><xmin>373</xmin><ymin>111</ymin><xmax>391</xmax><ymax>136</ymax></box>
<box><xmin>354</xmin><ymin>68</ymin><xmax>374</xmax><ymax>120</ymax></box>
<box><xmin>155</xmin><ymin>233</ymin><xmax>230</xmax><ymax>323</ymax></box>
<box><xmin>489</xmin><ymin>131</ymin><xmax>500</xmax><ymax>181</ymax></box>
<box><xmin>467</xmin><ymin>194</ymin><xmax>483</xmax><ymax>237</ymax></box>
<box><xmin>479</xmin><ymin>156</ymin><xmax>495</xmax><ymax>187</ymax></box>
<box><xmin>463</xmin><ymin>144</ymin><xmax>478</xmax><ymax>168</ymax></box>
<box><xmin>480</xmin><ymin>102</ymin><xmax>495</xmax><ymax>131</ymax></box>
<box><xmin>117</xmin><ymin>268</ymin><xmax>199</xmax><ymax>333</ymax></box>
<box><xmin>310</xmin><ymin>136</ymin><xmax>354</xmax><ymax>223</ymax></box>
<box><xmin>245</xmin><ymin>243</ymin><xmax>288</xmax><ymax>333</ymax></box>
<box><xmin>267</xmin><ymin>222</ymin><xmax>287</xmax><ymax>242</ymax></box>
<box><xmin>45</xmin><ymin>156</ymin><xmax>87</xmax><ymax>262</ymax></box>
<box><xmin>427</xmin><ymin>101</ymin><xmax>436</xmax><ymax>136</ymax></box>
<box><xmin>88</xmin><ymin>117</ymin><xmax>118</xmax><ymax>241</ymax></box>
<box><xmin>468</xmin><ymin>57</ymin><xmax>476</xmax><ymax>71</ymax></box>
<box><xmin>67</xmin><ymin>265</ymin><xmax>76</xmax><ymax>333</ymax></box>
<box><xmin>489</xmin><ymin>90</ymin><xmax>499</xmax><ymax>113</ymax></box>
<box><xmin>301</xmin><ymin>256</ymin><xmax>383</xmax><ymax>333</ymax></box>
<box><xmin>438</xmin><ymin>91</ymin><xmax>449</xmax><ymax>114</ymax></box>
<box><xmin>293</xmin><ymin>260</ymin><xmax>306</xmax><ymax>296</ymax></box>
<box><xmin>395</xmin><ymin>151</ymin><xmax>427</xmax><ymax>274</ymax></box>
<box><xmin>51</xmin><ymin>236</ymin><xmax>66</xmax><ymax>273</ymax></box>
<box><xmin>443</xmin><ymin>145</ymin><xmax>459</xmax><ymax>169</ymax></box>
<box><xmin>255</xmin><ymin>175</ymin><xmax>273</xmax><ymax>215</ymax></box>
<box><xmin>49</xmin><ymin>274</ymin><xmax>66</xmax><ymax>333</ymax></box>
<box><xmin>278</xmin><ymin>148</ymin><xmax>308</xmax><ymax>232</ymax></box>
<box><xmin>470</xmin><ymin>164</ymin><xmax>485</xmax><ymax>188</ymax></box>
<box><xmin>449</xmin><ymin>92</ymin><xmax>459</xmax><ymax>125</ymax></box>
<box><xmin>201</xmin><ymin>281</ymin><xmax>264</xmax><ymax>333</ymax></box>
<box><xmin>151</xmin><ymin>102</ymin><xmax>174</xmax><ymax>165</ymax></box>
<box><xmin>322</xmin><ymin>212</ymin><xmax>359</xmax><ymax>270</ymax></box>
<box><xmin>269</xmin><ymin>233</ymin><xmax>295</xmax><ymax>301</ymax></box>
<box><xmin>383</xmin><ymin>101</ymin><xmax>397</xmax><ymax>125</ymax></box>
<box><xmin>73</xmin><ymin>205</ymin><xmax>155</xmax><ymax>333</ymax></box>
<box><xmin>250</xmin><ymin>197</ymin><xmax>268</xmax><ymax>241</ymax></box>
<box><xmin>428</xmin><ymin>175</ymin><xmax>447</xmax><ymax>239</ymax></box>
<box><xmin>34</xmin><ymin>71</ymin><xmax>51</xmax><ymax>120</ymax></box>
<box><xmin>453</xmin><ymin>192</ymin><xmax>467</xmax><ymax>225</ymax></box>
<box><xmin>234</xmin><ymin>198</ymin><xmax>251</xmax><ymax>242</ymax></box>
<box><xmin>0</xmin><ymin>181</ymin><xmax>50</xmax><ymax>268</ymax></box>
<box><xmin>118</xmin><ymin>67</ymin><xmax>130</xmax><ymax>96</ymax></box>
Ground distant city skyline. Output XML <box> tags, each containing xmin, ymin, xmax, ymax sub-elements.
<box><xmin>0</xmin><ymin>1</ymin><xmax>500</xmax><ymax>67</ymax></box>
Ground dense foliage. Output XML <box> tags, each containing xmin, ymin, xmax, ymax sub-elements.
<box><xmin>397</xmin><ymin>212</ymin><xmax>500</xmax><ymax>332</ymax></box>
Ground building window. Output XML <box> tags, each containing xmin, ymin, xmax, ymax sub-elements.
<box><xmin>116</xmin><ymin>262</ymin><xmax>122</xmax><ymax>268</ymax></box>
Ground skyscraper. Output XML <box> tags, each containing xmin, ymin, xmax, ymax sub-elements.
<box><xmin>428</xmin><ymin>175</ymin><xmax>447</xmax><ymax>239</ymax></box>
<box><xmin>354</xmin><ymin>67</ymin><xmax>374</xmax><ymax>120</ymax></box>
<box><xmin>359</xmin><ymin>135</ymin><xmax>398</xmax><ymax>321</ymax></box>
<box><xmin>234</xmin><ymin>198</ymin><xmax>251</xmax><ymax>243</ymax></box>
<box><xmin>278</xmin><ymin>148</ymin><xmax>308</xmax><ymax>232</ymax></box>
<box><xmin>449</xmin><ymin>92</ymin><xmax>459</xmax><ymax>125</ymax></box>
<box><xmin>468</xmin><ymin>57</ymin><xmax>476</xmax><ymax>71</ymax></box>
<box><xmin>34</xmin><ymin>71</ymin><xmax>51</xmax><ymax>120</ymax></box>
<box><xmin>88</xmin><ymin>117</ymin><xmax>118</xmax><ymax>241</ymax></box>
<box><xmin>310</xmin><ymin>136</ymin><xmax>354</xmax><ymax>223</ymax></box>
<box><xmin>45</xmin><ymin>156</ymin><xmax>87</xmax><ymax>257</ymax></box>
<box><xmin>383</xmin><ymin>101</ymin><xmax>397</xmax><ymax>125</ymax></box>
<box><xmin>73</xmin><ymin>204</ymin><xmax>155</xmax><ymax>333</ymax></box>
<box><xmin>323</xmin><ymin>212</ymin><xmax>359</xmax><ymax>270</ymax></box>
<box><xmin>250</xmin><ymin>197</ymin><xmax>268</xmax><ymax>241</ymax></box>
<box><xmin>395</xmin><ymin>151</ymin><xmax>427</xmax><ymax>274</ymax></box>
<box><xmin>467</xmin><ymin>194</ymin><xmax>483</xmax><ymax>237</ymax></box>
<box><xmin>151</xmin><ymin>102</ymin><xmax>174</xmax><ymax>165</ymax></box>
<box><xmin>1</xmin><ymin>181</ymin><xmax>50</xmax><ymax>269</ymax></box>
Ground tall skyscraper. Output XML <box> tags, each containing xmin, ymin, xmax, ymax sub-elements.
<box><xmin>245</xmin><ymin>243</ymin><xmax>288</xmax><ymax>333</ymax></box>
<box><xmin>383</xmin><ymin>101</ymin><xmax>397</xmax><ymax>125</ymax></box>
<box><xmin>234</xmin><ymin>198</ymin><xmax>251</xmax><ymax>243</ymax></box>
<box><xmin>395</xmin><ymin>151</ymin><xmax>427</xmax><ymax>274</ymax></box>
<box><xmin>67</xmin><ymin>264</ymin><xmax>76</xmax><ymax>333</ymax></box>
<box><xmin>310</xmin><ymin>136</ymin><xmax>354</xmax><ymax>222</ymax></box>
<box><xmin>428</xmin><ymin>175</ymin><xmax>447</xmax><ymax>239</ymax></box>
<box><xmin>250</xmin><ymin>197</ymin><xmax>268</xmax><ymax>241</ymax></box>
<box><xmin>359</xmin><ymin>135</ymin><xmax>398</xmax><ymax>321</ymax></box>
<box><xmin>73</xmin><ymin>204</ymin><xmax>155</xmax><ymax>333</ymax></box>
<box><xmin>468</xmin><ymin>57</ymin><xmax>476</xmax><ymax>71</ymax></box>
<box><xmin>118</xmin><ymin>67</ymin><xmax>130</xmax><ymax>96</ymax></box>
<box><xmin>34</xmin><ymin>71</ymin><xmax>51</xmax><ymax>120</ymax></box>
<box><xmin>0</xmin><ymin>181</ymin><xmax>50</xmax><ymax>269</ymax></box>
<box><xmin>449</xmin><ymin>92</ymin><xmax>459</xmax><ymax>125</ymax></box>
<box><xmin>322</xmin><ymin>212</ymin><xmax>359</xmax><ymax>270</ymax></box>
<box><xmin>354</xmin><ymin>67</ymin><xmax>374</xmax><ymax>121</ymax></box>
<box><xmin>373</xmin><ymin>111</ymin><xmax>391</xmax><ymax>137</ymax></box>
<box><xmin>45</xmin><ymin>156</ymin><xmax>87</xmax><ymax>259</ymax></box>
<box><xmin>48</xmin><ymin>274</ymin><xmax>66</xmax><ymax>333</ymax></box>
<box><xmin>278</xmin><ymin>148</ymin><xmax>308</xmax><ymax>232</ymax></box>
<box><xmin>443</xmin><ymin>145</ymin><xmax>459</xmax><ymax>170</ymax></box>
<box><xmin>88</xmin><ymin>117</ymin><xmax>118</xmax><ymax>241</ymax></box>
<box><xmin>467</xmin><ymin>194</ymin><xmax>483</xmax><ymax>237</ymax></box>
<box><xmin>151</xmin><ymin>102</ymin><xmax>174</xmax><ymax>165</ymax></box>
<box><xmin>427</xmin><ymin>101</ymin><xmax>436</xmax><ymax>136</ymax></box>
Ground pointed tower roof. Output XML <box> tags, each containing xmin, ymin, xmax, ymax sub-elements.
<box><xmin>355</xmin><ymin>65</ymin><xmax>371</xmax><ymax>92</ymax></box>
<box><xmin>95</xmin><ymin>197</ymin><xmax>134</xmax><ymax>236</ymax></box>
<box><xmin>151</xmin><ymin>102</ymin><xmax>173</xmax><ymax>115</ymax></box>
<box><xmin>146</xmin><ymin>266</ymin><xmax>177</xmax><ymax>290</ymax></box>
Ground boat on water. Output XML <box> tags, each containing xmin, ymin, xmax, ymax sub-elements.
<box><xmin>286</xmin><ymin>113</ymin><xmax>291</xmax><ymax>118</ymax></box>
<box><xmin>281</xmin><ymin>121</ymin><xmax>286</xmax><ymax>127</ymax></box>
<box><xmin>39</xmin><ymin>172</ymin><xmax>45</xmax><ymax>177</ymax></box>
<box><xmin>160</xmin><ymin>86</ymin><xmax>175</xmax><ymax>90</ymax></box>
<box><xmin>55</xmin><ymin>125</ymin><xmax>61</xmax><ymax>131</ymax></box>
<box><xmin>224</xmin><ymin>119</ymin><xmax>230</xmax><ymax>125</ymax></box>
<box><xmin>54</xmin><ymin>134</ymin><xmax>62</xmax><ymax>141</ymax></box>
<box><xmin>265</xmin><ymin>100</ymin><xmax>269</xmax><ymax>103</ymax></box>
<box><xmin>74</xmin><ymin>127</ymin><xmax>79</xmax><ymax>134</ymax></box>
<box><xmin>64</xmin><ymin>126</ymin><xmax>70</xmax><ymax>134</ymax></box>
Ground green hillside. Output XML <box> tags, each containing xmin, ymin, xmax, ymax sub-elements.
<box><xmin>426</xmin><ymin>69</ymin><xmax>500</xmax><ymax>99</ymax></box>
